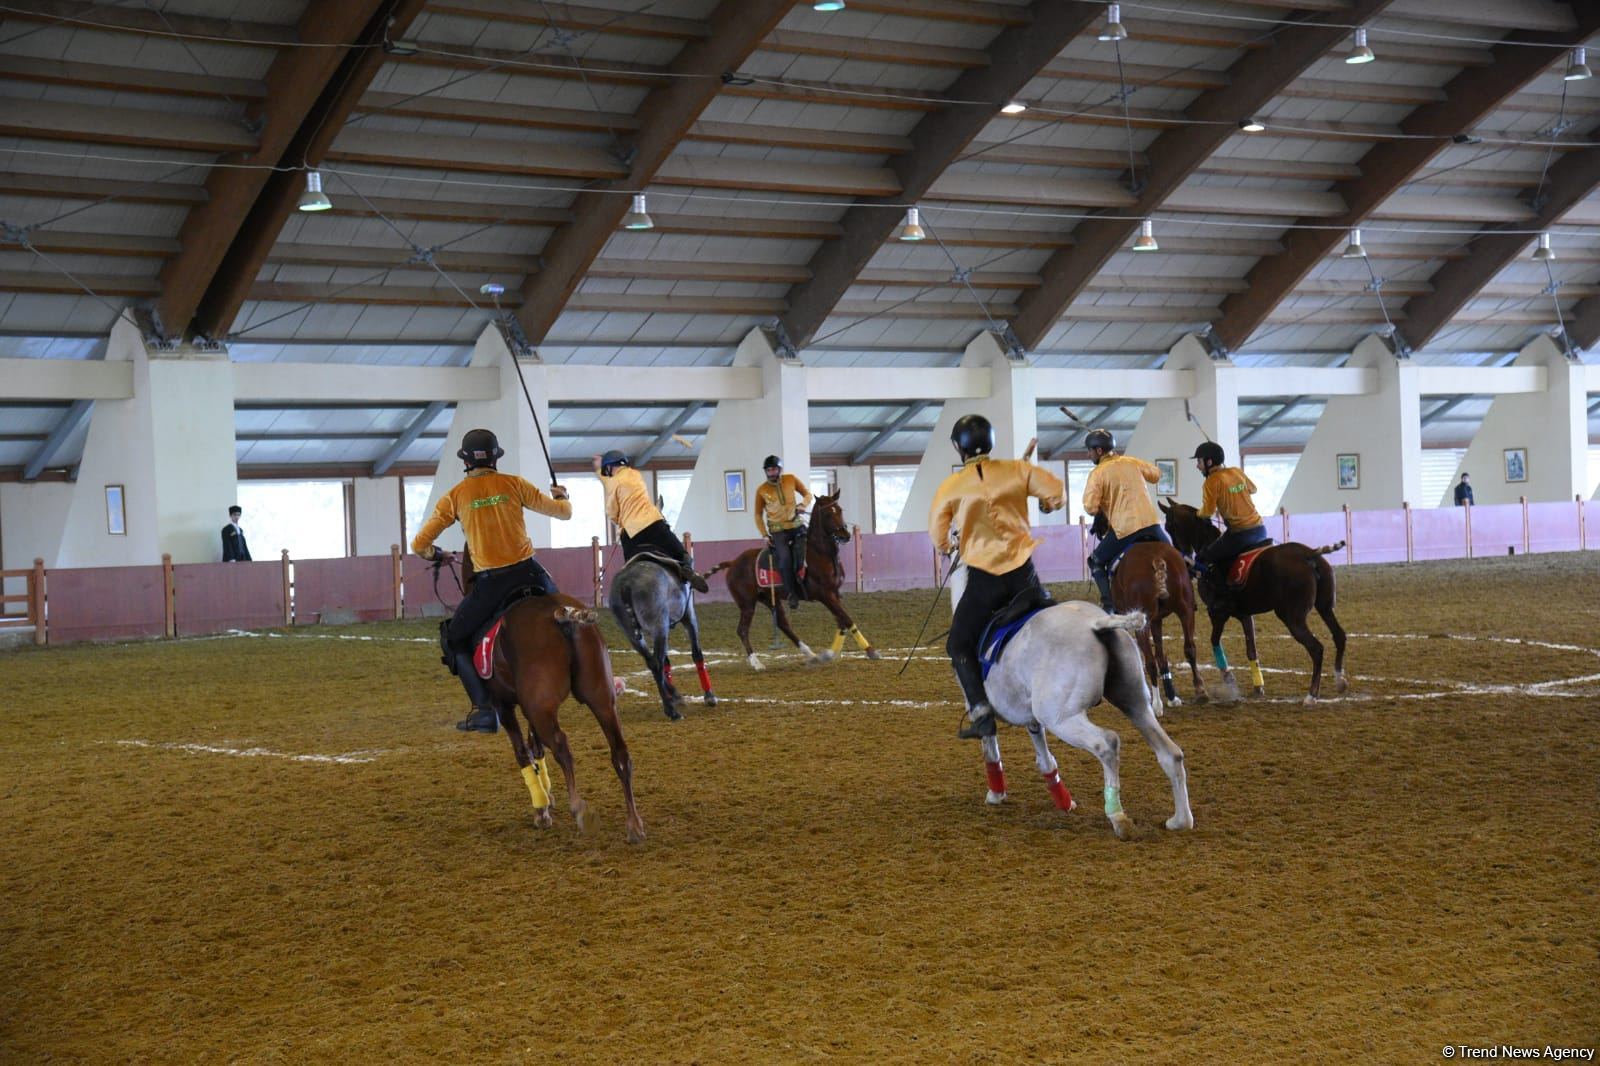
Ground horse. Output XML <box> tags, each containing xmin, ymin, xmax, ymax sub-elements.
<box><xmin>1111</xmin><ymin>540</ymin><xmax>1209</xmax><ymax>707</ymax></box>
<box><xmin>1159</xmin><ymin>500</ymin><xmax>1348</xmax><ymax>704</ymax></box>
<box><xmin>454</xmin><ymin>547</ymin><xmax>645</xmax><ymax>843</ymax></box>
<box><xmin>706</xmin><ymin>492</ymin><xmax>881</xmax><ymax>670</ymax></box>
<box><xmin>950</xmin><ymin>561</ymin><xmax>1194</xmax><ymax>839</ymax></box>
<box><xmin>608</xmin><ymin>554</ymin><xmax>716</xmax><ymax>720</ymax></box>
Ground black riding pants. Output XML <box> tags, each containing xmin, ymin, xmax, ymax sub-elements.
<box><xmin>1195</xmin><ymin>523</ymin><xmax>1271</xmax><ymax>569</ymax></box>
<box><xmin>446</xmin><ymin>556</ymin><xmax>556</xmax><ymax>648</ymax></box>
<box><xmin>770</xmin><ymin>526</ymin><xmax>805</xmax><ymax>598</ymax></box>
<box><xmin>947</xmin><ymin>559</ymin><xmax>1042</xmax><ymax>708</ymax></box>
<box><xmin>621</xmin><ymin>519</ymin><xmax>689</xmax><ymax>564</ymax></box>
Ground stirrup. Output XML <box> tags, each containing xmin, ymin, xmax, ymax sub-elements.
<box><xmin>456</xmin><ymin>706</ymin><xmax>498</xmax><ymax>733</ymax></box>
<box><xmin>957</xmin><ymin>704</ymin><xmax>997</xmax><ymax>740</ymax></box>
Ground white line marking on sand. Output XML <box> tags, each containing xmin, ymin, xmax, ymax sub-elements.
<box><xmin>114</xmin><ymin>739</ymin><xmax>389</xmax><ymax>764</ymax></box>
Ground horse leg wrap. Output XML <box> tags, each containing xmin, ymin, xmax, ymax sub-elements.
<box><xmin>1249</xmin><ymin>660</ymin><xmax>1265</xmax><ymax>689</ymax></box>
<box><xmin>849</xmin><ymin>626</ymin><xmax>871</xmax><ymax>651</ymax></box>
<box><xmin>521</xmin><ymin>758</ymin><xmax>553</xmax><ymax>809</ymax></box>
<box><xmin>1043</xmin><ymin>769</ymin><xmax>1075</xmax><ymax>811</ymax></box>
<box><xmin>1104</xmin><ymin>786</ymin><xmax>1124</xmax><ymax>817</ymax></box>
<box><xmin>695</xmin><ymin>661</ymin><xmax>712</xmax><ymax>693</ymax></box>
<box><xmin>1212</xmin><ymin>645</ymin><xmax>1230</xmax><ymax>672</ymax></box>
<box><xmin>662</xmin><ymin>660</ymin><xmax>673</xmax><ymax>683</ymax></box>
<box><xmin>1161</xmin><ymin>671</ymin><xmax>1177</xmax><ymax>702</ymax></box>
<box><xmin>985</xmin><ymin>760</ymin><xmax>1008</xmax><ymax>797</ymax></box>
<box><xmin>829</xmin><ymin>630</ymin><xmax>846</xmax><ymax>657</ymax></box>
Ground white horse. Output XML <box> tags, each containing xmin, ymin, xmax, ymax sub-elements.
<box><xmin>949</xmin><ymin>563</ymin><xmax>1195</xmax><ymax>839</ymax></box>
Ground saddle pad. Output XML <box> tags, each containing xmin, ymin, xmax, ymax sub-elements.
<box><xmin>978</xmin><ymin>604</ymin><xmax>1051</xmax><ymax>681</ymax></box>
<box><xmin>1228</xmin><ymin>546</ymin><xmax>1271</xmax><ymax>588</ymax></box>
<box><xmin>475</xmin><ymin>617</ymin><xmax>505</xmax><ymax>680</ymax></box>
<box><xmin>755</xmin><ymin>548</ymin><xmax>804</xmax><ymax>590</ymax></box>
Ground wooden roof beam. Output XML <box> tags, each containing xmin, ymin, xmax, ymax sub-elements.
<box><xmin>1212</xmin><ymin>9</ymin><xmax>1600</xmax><ymax>352</ymax></box>
<box><xmin>155</xmin><ymin>0</ymin><xmax>406</xmax><ymax>342</ymax></box>
<box><xmin>0</xmin><ymin>0</ymin><xmax>296</xmax><ymax>44</ymax></box>
<box><xmin>512</xmin><ymin>0</ymin><xmax>794</xmax><ymax>346</ymax></box>
<box><xmin>779</xmin><ymin>0</ymin><xmax>1108</xmax><ymax>350</ymax></box>
<box><xmin>1008</xmin><ymin>0</ymin><xmax>1399</xmax><ymax>352</ymax></box>
<box><xmin>189</xmin><ymin>0</ymin><xmax>431</xmax><ymax>342</ymax></box>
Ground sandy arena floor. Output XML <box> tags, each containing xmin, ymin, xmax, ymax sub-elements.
<box><xmin>2</xmin><ymin>553</ymin><xmax>1597</xmax><ymax>1063</ymax></box>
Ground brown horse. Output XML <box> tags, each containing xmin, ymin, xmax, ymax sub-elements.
<box><xmin>457</xmin><ymin>548</ymin><xmax>644</xmax><ymax>842</ymax></box>
<box><xmin>1111</xmin><ymin>540</ymin><xmax>1208</xmax><ymax>706</ymax></box>
<box><xmin>1159</xmin><ymin>501</ymin><xmax>1348</xmax><ymax>704</ymax></box>
<box><xmin>705</xmin><ymin>492</ymin><xmax>881</xmax><ymax>670</ymax></box>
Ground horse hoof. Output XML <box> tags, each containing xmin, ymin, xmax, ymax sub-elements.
<box><xmin>1335</xmin><ymin>673</ymin><xmax>1349</xmax><ymax>694</ymax></box>
<box><xmin>1192</xmin><ymin>692</ymin><xmax>1210</xmax><ymax>706</ymax></box>
<box><xmin>1302</xmin><ymin>695</ymin><xmax>1317</xmax><ymax>707</ymax></box>
<box><xmin>664</xmin><ymin>705</ymin><xmax>683</xmax><ymax>721</ymax></box>
<box><xmin>703</xmin><ymin>693</ymin><xmax>717</xmax><ymax>707</ymax></box>
<box><xmin>1252</xmin><ymin>686</ymin><xmax>1266</xmax><ymax>698</ymax></box>
<box><xmin>985</xmin><ymin>790</ymin><xmax>1007</xmax><ymax>806</ymax></box>
<box><xmin>573</xmin><ymin>802</ymin><xmax>596</xmax><ymax>835</ymax></box>
<box><xmin>865</xmin><ymin>648</ymin><xmax>882</xmax><ymax>661</ymax></box>
<box><xmin>815</xmin><ymin>649</ymin><xmax>835</xmax><ymax>663</ymax></box>
<box><xmin>626</xmin><ymin>821</ymin><xmax>647</xmax><ymax>845</ymax></box>
<box><xmin>612</xmin><ymin>678</ymin><xmax>625</xmax><ymax>697</ymax></box>
<box><xmin>534</xmin><ymin>807</ymin><xmax>554</xmax><ymax>830</ymax></box>
<box><xmin>747</xmin><ymin>654</ymin><xmax>764</xmax><ymax>672</ymax></box>
<box><xmin>1166</xmin><ymin>811</ymin><xmax>1194</xmax><ymax>832</ymax></box>
<box><xmin>1168</xmin><ymin>695</ymin><xmax>1183</xmax><ymax>707</ymax></box>
<box><xmin>1109</xmin><ymin>811</ymin><xmax>1135</xmax><ymax>841</ymax></box>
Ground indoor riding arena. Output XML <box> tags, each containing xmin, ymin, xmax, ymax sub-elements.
<box><xmin>2</xmin><ymin>0</ymin><xmax>1598</xmax><ymax>1062</ymax></box>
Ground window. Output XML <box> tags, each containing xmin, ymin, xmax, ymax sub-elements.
<box><xmin>402</xmin><ymin>477</ymin><xmax>433</xmax><ymax>546</ymax></box>
<box><xmin>871</xmin><ymin>465</ymin><xmax>917</xmax><ymax>533</ymax></box>
<box><xmin>1065</xmin><ymin>460</ymin><xmax>1095</xmax><ymax>521</ymax></box>
<box><xmin>656</xmin><ymin>471</ymin><xmax>691</xmax><ymax>527</ymax></box>
<box><xmin>1240</xmin><ymin>454</ymin><xmax>1299</xmax><ymax>516</ymax></box>
<box><xmin>809</xmin><ymin>468</ymin><xmax>835</xmax><ymax>498</ymax></box>
<box><xmin>550</xmin><ymin>473</ymin><xmax>605</xmax><ymax>548</ymax></box>
<box><xmin>1419</xmin><ymin>449</ymin><xmax>1468</xmax><ymax>508</ymax></box>
<box><xmin>237</xmin><ymin>480</ymin><xmax>348</xmax><ymax>560</ymax></box>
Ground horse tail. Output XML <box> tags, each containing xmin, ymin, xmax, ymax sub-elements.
<box><xmin>1091</xmin><ymin>611</ymin><xmax>1146</xmax><ymax>636</ymax></box>
<box><xmin>553</xmin><ymin>602</ymin><xmax>608</xmax><ymax>692</ymax></box>
<box><xmin>616</xmin><ymin>582</ymin><xmax>644</xmax><ymax>641</ymax></box>
<box><xmin>1151</xmin><ymin>557</ymin><xmax>1169</xmax><ymax>601</ymax></box>
<box><xmin>1311</xmin><ymin>540</ymin><xmax>1345</xmax><ymax>556</ymax></box>
<box><xmin>704</xmin><ymin>561</ymin><xmax>734</xmax><ymax>577</ymax></box>
<box><xmin>553</xmin><ymin>603</ymin><xmax>599</xmax><ymax>632</ymax></box>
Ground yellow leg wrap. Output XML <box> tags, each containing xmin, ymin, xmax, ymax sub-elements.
<box><xmin>849</xmin><ymin>626</ymin><xmax>872</xmax><ymax>651</ymax></box>
<box><xmin>521</xmin><ymin>758</ymin><xmax>552</xmax><ymax>809</ymax></box>
<box><xmin>829</xmin><ymin>631</ymin><xmax>846</xmax><ymax>656</ymax></box>
<box><xmin>1249</xmin><ymin>661</ymin><xmax>1265</xmax><ymax>689</ymax></box>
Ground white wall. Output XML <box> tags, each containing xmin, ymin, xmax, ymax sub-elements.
<box><xmin>352</xmin><ymin>477</ymin><xmax>402</xmax><ymax>556</ymax></box>
<box><xmin>1127</xmin><ymin>333</ymin><xmax>1240</xmax><ymax>492</ymax></box>
<box><xmin>0</xmin><ymin>481</ymin><xmax>74</xmax><ymax>575</ymax></box>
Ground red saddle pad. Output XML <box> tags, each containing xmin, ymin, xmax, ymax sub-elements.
<box><xmin>1228</xmin><ymin>546</ymin><xmax>1271</xmax><ymax>588</ymax></box>
<box><xmin>474</xmin><ymin>617</ymin><xmax>505</xmax><ymax>680</ymax></box>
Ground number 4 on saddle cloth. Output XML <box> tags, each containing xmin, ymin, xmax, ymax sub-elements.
<box><xmin>755</xmin><ymin>547</ymin><xmax>805</xmax><ymax>592</ymax></box>
<box><xmin>978</xmin><ymin>586</ymin><xmax>1056</xmax><ymax>680</ymax></box>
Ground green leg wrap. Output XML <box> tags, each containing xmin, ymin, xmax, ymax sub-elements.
<box><xmin>1104</xmin><ymin>786</ymin><xmax>1124</xmax><ymax>816</ymax></box>
<box><xmin>1212</xmin><ymin>645</ymin><xmax>1230</xmax><ymax>672</ymax></box>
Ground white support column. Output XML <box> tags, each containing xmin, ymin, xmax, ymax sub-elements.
<box><xmin>1126</xmin><ymin>333</ymin><xmax>1239</xmax><ymax>506</ymax></box>
<box><xmin>1441</xmin><ymin>335</ymin><xmax>1587</xmax><ymax>506</ymax></box>
<box><xmin>676</xmin><ymin>327</ymin><xmax>811</xmax><ymax>541</ymax></box>
<box><xmin>352</xmin><ymin>477</ymin><xmax>403</xmax><ymax>556</ymax></box>
<box><xmin>54</xmin><ymin>317</ymin><xmax>239</xmax><ymax>567</ymax></box>
<box><xmin>426</xmin><ymin>324</ymin><xmax>554</xmax><ymax>550</ymax></box>
<box><xmin>896</xmin><ymin>330</ymin><xmax>1036</xmax><ymax>534</ymax></box>
<box><xmin>1278</xmin><ymin>334</ymin><xmax>1422</xmax><ymax>513</ymax></box>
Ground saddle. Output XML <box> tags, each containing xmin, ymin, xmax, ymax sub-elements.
<box><xmin>628</xmin><ymin>550</ymin><xmax>689</xmax><ymax>581</ymax></box>
<box><xmin>978</xmin><ymin>586</ymin><xmax>1056</xmax><ymax>680</ymax></box>
<box><xmin>755</xmin><ymin>546</ymin><xmax>806</xmax><ymax>592</ymax></box>
<box><xmin>1226</xmin><ymin>545</ymin><xmax>1273</xmax><ymax>587</ymax></box>
<box><xmin>439</xmin><ymin>582</ymin><xmax>551</xmax><ymax>679</ymax></box>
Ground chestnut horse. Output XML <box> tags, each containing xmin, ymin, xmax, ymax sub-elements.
<box><xmin>705</xmin><ymin>492</ymin><xmax>881</xmax><ymax>670</ymax></box>
<box><xmin>1159</xmin><ymin>501</ymin><xmax>1348</xmax><ymax>704</ymax></box>
<box><xmin>456</xmin><ymin>547</ymin><xmax>644</xmax><ymax>842</ymax></box>
<box><xmin>1111</xmin><ymin>540</ymin><xmax>1208</xmax><ymax>707</ymax></box>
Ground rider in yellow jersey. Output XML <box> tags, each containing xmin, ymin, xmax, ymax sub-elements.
<box><xmin>929</xmin><ymin>414</ymin><xmax>1066</xmax><ymax>740</ymax></box>
<box><xmin>412</xmin><ymin>428</ymin><xmax>571</xmax><ymax>733</ymax></box>
<box><xmin>753</xmin><ymin>455</ymin><xmax>813</xmax><ymax>608</ymax></box>
<box><xmin>1190</xmin><ymin>441</ymin><xmax>1270</xmax><ymax>592</ymax></box>
<box><xmin>1082</xmin><ymin>428</ymin><xmax>1171</xmax><ymax>612</ymax></box>
<box><xmin>595</xmin><ymin>450</ymin><xmax>708</xmax><ymax>592</ymax></box>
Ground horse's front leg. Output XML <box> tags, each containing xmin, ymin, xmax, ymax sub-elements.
<box><xmin>1240</xmin><ymin>614</ymin><xmax>1266</xmax><ymax>697</ymax></box>
<box><xmin>1208</xmin><ymin>610</ymin><xmax>1240</xmax><ymax>701</ymax></box>
<box><xmin>772</xmin><ymin>601</ymin><xmax>819</xmax><ymax>663</ymax></box>
<box><xmin>818</xmin><ymin>588</ymin><xmax>878</xmax><ymax>661</ymax></box>
<box><xmin>681</xmin><ymin>601</ymin><xmax>717</xmax><ymax>707</ymax></box>
<box><xmin>1025</xmin><ymin>722</ymin><xmax>1075</xmax><ymax>812</ymax></box>
<box><xmin>979</xmin><ymin>733</ymin><xmax>1008</xmax><ymax>805</ymax></box>
<box><xmin>527</xmin><ymin>700</ymin><xmax>592</xmax><ymax>834</ymax></box>
<box><xmin>500</xmin><ymin>708</ymin><xmax>554</xmax><ymax>829</ymax></box>
<box><xmin>1151</xmin><ymin>612</ymin><xmax>1179</xmax><ymax>707</ymax></box>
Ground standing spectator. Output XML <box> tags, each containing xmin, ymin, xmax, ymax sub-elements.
<box><xmin>1454</xmin><ymin>473</ymin><xmax>1474</xmax><ymax>507</ymax></box>
<box><xmin>221</xmin><ymin>506</ymin><xmax>251</xmax><ymax>561</ymax></box>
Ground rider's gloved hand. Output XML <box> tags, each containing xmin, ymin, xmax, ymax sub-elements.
<box><xmin>550</xmin><ymin>485</ymin><xmax>570</xmax><ymax>501</ymax></box>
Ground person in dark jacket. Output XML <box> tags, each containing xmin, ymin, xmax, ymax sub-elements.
<box><xmin>1454</xmin><ymin>473</ymin><xmax>1474</xmax><ymax>506</ymax></box>
<box><xmin>221</xmin><ymin>506</ymin><xmax>251</xmax><ymax>562</ymax></box>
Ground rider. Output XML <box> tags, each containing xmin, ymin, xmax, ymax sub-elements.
<box><xmin>753</xmin><ymin>454</ymin><xmax>812</xmax><ymax>609</ymax></box>
<box><xmin>1082</xmin><ymin>429</ymin><xmax>1169</xmax><ymax>613</ymax></box>
<box><xmin>594</xmin><ymin>450</ymin><xmax>709</xmax><ymax>593</ymax></box>
<box><xmin>929</xmin><ymin>414</ymin><xmax>1066</xmax><ymax>740</ymax></box>
<box><xmin>1191</xmin><ymin>441</ymin><xmax>1270</xmax><ymax>593</ymax></box>
<box><xmin>412</xmin><ymin>427</ymin><xmax>572</xmax><ymax>734</ymax></box>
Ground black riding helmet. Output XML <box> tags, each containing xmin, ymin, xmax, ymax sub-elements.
<box><xmin>1193</xmin><ymin>441</ymin><xmax>1225</xmax><ymax>466</ymax></box>
<box><xmin>1084</xmin><ymin>428</ymin><xmax>1116</xmax><ymax>452</ymax></box>
<box><xmin>600</xmin><ymin>449</ymin><xmax>628</xmax><ymax>473</ymax></box>
<box><xmin>951</xmin><ymin>414</ymin><xmax>994</xmax><ymax>461</ymax></box>
<box><xmin>458</xmin><ymin>428</ymin><xmax>504</xmax><ymax>469</ymax></box>
<box><xmin>762</xmin><ymin>455</ymin><xmax>782</xmax><ymax>470</ymax></box>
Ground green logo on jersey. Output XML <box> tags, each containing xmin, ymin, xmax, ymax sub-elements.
<box><xmin>469</xmin><ymin>494</ymin><xmax>510</xmax><ymax>510</ymax></box>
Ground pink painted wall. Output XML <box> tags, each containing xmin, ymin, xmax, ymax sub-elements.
<box><xmin>47</xmin><ymin>565</ymin><xmax>165</xmax><ymax>643</ymax></box>
<box><xmin>294</xmin><ymin>556</ymin><xmax>394</xmax><ymax>624</ymax></box>
<box><xmin>173</xmin><ymin>561</ymin><xmax>284</xmax><ymax>635</ymax></box>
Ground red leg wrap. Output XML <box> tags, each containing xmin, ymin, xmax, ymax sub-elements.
<box><xmin>662</xmin><ymin>661</ymin><xmax>673</xmax><ymax>682</ymax></box>
<box><xmin>695</xmin><ymin>661</ymin><xmax>712</xmax><ymax>693</ymax></box>
<box><xmin>1043</xmin><ymin>769</ymin><xmax>1075</xmax><ymax>811</ymax></box>
<box><xmin>984</xmin><ymin>760</ymin><xmax>1007</xmax><ymax>795</ymax></box>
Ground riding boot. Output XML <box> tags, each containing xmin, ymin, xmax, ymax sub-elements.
<box><xmin>951</xmin><ymin>654</ymin><xmax>997</xmax><ymax>740</ymax></box>
<box><xmin>453</xmin><ymin>649</ymin><xmax>498</xmax><ymax>733</ymax></box>
<box><xmin>676</xmin><ymin>562</ymin><xmax>710</xmax><ymax>594</ymax></box>
<box><xmin>1090</xmin><ymin>566</ymin><xmax>1115</xmax><ymax>613</ymax></box>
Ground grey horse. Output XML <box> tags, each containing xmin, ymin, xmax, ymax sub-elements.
<box><xmin>949</xmin><ymin>562</ymin><xmax>1194</xmax><ymax>839</ymax></box>
<box><xmin>608</xmin><ymin>554</ymin><xmax>716</xmax><ymax>720</ymax></box>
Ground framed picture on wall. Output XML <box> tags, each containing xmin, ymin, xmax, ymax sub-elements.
<box><xmin>105</xmin><ymin>484</ymin><xmax>126</xmax><ymax>536</ymax></box>
<box><xmin>1503</xmin><ymin>447</ymin><xmax>1528</xmax><ymax>483</ymax></box>
<box><xmin>1336</xmin><ymin>454</ymin><xmax>1360</xmax><ymax>490</ymax></box>
<box><xmin>1154</xmin><ymin>459</ymin><xmax>1178</xmax><ymax>497</ymax></box>
<box><xmin>724</xmin><ymin>470</ymin><xmax>746</xmax><ymax>512</ymax></box>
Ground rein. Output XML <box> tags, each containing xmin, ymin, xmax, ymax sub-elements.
<box><xmin>431</xmin><ymin>553</ymin><xmax>465</xmax><ymax>608</ymax></box>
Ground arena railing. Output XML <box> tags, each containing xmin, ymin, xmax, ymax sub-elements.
<box><xmin>14</xmin><ymin>496</ymin><xmax>1592</xmax><ymax>645</ymax></box>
